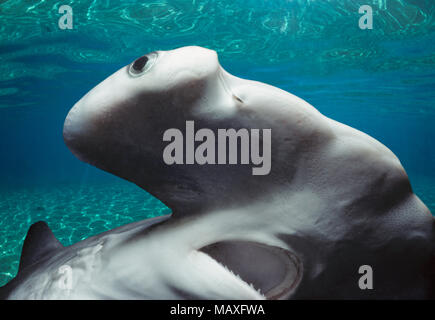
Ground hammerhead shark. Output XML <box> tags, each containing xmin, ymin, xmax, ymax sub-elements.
<box><xmin>1</xmin><ymin>46</ymin><xmax>433</xmax><ymax>299</ymax></box>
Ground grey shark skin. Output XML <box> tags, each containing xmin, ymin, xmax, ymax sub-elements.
<box><xmin>1</xmin><ymin>46</ymin><xmax>434</xmax><ymax>299</ymax></box>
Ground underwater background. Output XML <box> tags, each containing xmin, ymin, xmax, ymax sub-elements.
<box><xmin>0</xmin><ymin>0</ymin><xmax>434</xmax><ymax>286</ymax></box>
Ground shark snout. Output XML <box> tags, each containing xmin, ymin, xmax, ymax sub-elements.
<box><xmin>63</xmin><ymin>100</ymin><xmax>92</xmax><ymax>164</ymax></box>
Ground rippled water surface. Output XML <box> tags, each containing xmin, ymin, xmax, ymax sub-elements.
<box><xmin>0</xmin><ymin>0</ymin><xmax>434</xmax><ymax>286</ymax></box>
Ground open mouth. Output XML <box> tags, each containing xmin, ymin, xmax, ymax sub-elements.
<box><xmin>200</xmin><ymin>240</ymin><xmax>302</xmax><ymax>300</ymax></box>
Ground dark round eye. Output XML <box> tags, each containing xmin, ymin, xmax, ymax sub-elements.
<box><xmin>132</xmin><ymin>55</ymin><xmax>149</xmax><ymax>72</ymax></box>
<box><xmin>128</xmin><ymin>52</ymin><xmax>158</xmax><ymax>77</ymax></box>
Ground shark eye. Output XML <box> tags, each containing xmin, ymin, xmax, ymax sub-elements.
<box><xmin>129</xmin><ymin>52</ymin><xmax>158</xmax><ymax>77</ymax></box>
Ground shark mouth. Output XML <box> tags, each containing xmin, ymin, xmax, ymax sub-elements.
<box><xmin>200</xmin><ymin>240</ymin><xmax>302</xmax><ymax>299</ymax></box>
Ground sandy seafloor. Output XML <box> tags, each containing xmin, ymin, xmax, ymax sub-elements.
<box><xmin>0</xmin><ymin>181</ymin><xmax>171</xmax><ymax>286</ymax></box>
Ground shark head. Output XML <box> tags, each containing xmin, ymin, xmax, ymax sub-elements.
<box><xmin>63</xmin><ymin>46</ymin><xmax>325</xmax><ymax>214</ymax></box>
<box><xmin>61</xmin><ymin>46</ymin><xmax>435</xmax><ymax>299</ymax></box>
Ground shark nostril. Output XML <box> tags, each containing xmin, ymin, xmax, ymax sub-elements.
<box><xmin>233</xmin><ymin>94</ymin><xmax>243</xmax><ymax>104</ymax></box>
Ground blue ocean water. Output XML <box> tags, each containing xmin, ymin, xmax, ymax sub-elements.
<box><xmin>0</xmin><ymin>0</ymin><xmax>434</xmax><ymax>286</ymax></box>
